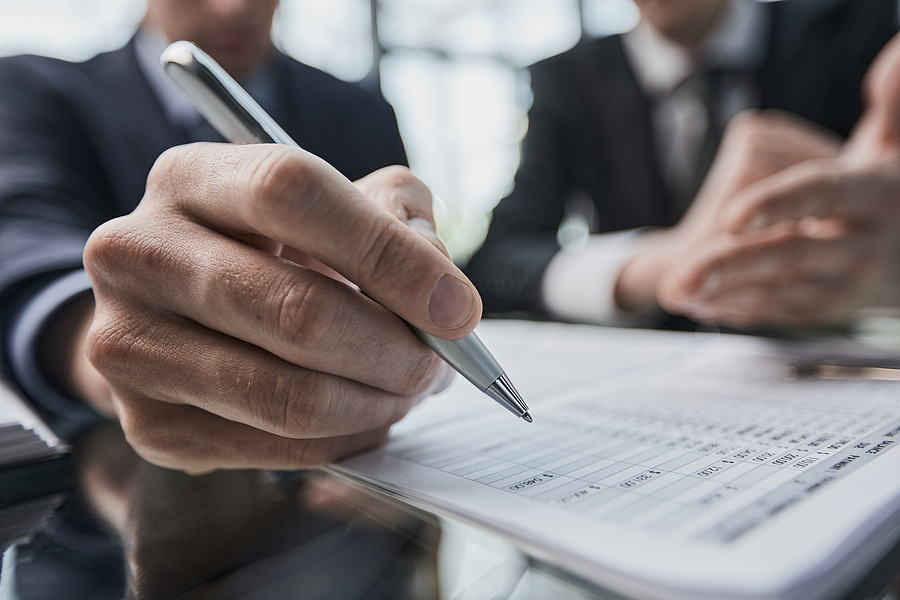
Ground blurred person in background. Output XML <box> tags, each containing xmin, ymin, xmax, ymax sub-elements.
<box><xmin>0</xmin><ymin>0</ymin><xmax>481</xmax><ymax>473</ymax></box>
<box><xmin>466</xmin><ymin>0</ymin><xmax>900</xmax><ymax>334</ymax></box>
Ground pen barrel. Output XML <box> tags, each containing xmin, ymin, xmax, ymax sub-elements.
<box><xmin>161</xmin><ymin>41</ymin><xmax>297</xmax><ymax>147</ymax></box>
<box><xmin>412</xmin><ymin>329</ymin><xmax>503</xmax><ymax>392</ymax></box>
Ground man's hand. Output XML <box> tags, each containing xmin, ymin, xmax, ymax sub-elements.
<box><xmin>656</xmin><ymin>158</ymin><xmax>899</xmax><ymax>329</ymax></box>
<box><xmin>656</xmin><ymin>33</ymin><xmax>900</xmax><ymax>328</ymax></box>
<box><xmin>614</xmin><ymin>109</ymin><xmax>840</xmax><ymax>314</ymax></box>
<box><xmin>80</xmin><ymin>144</ymin><xmax>480</xmax><ymax>474</ymax></box>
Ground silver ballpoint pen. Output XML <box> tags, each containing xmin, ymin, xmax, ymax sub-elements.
<box><xmin>161</xmin><ymin>41</ymin><xmax>531</xmax><ymax>422</ymax></box>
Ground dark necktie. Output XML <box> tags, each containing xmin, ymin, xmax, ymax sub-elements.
<box><xmin>668</xmin><ymin>68</ymin><xmax>726</xmax><ymax>218</ymax></box>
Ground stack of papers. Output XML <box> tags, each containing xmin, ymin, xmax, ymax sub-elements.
<box><xmin>0</xmin><ymin>379</ymin><xmax>64</xmax><ymax>468</ymax></box>
<box><xmin>332</xmin><ymin>321</ymin><xmax>900</xmax><ymax>600</ymax></box>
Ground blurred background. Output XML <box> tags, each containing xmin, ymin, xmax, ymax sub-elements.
<box><xmin>0</xmin><ymin>0</ymin><xmax>642</xmax><ymax>263</ymax></box>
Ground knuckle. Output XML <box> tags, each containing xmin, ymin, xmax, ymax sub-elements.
<box><xmin>358</xmin><ymin>220</ymin><xmax>423</xmax><ymax>287</ymax></box>
<box><xmin>84</xmin><ymin>217</ymin><xmax>170</xmax><ymax>286</ymax></box>
<box><xmin>83</xmin><ymin>218</ymin><xmax>134</xmax><ymax>279</ymax></box>
<box><xmin>281</xmin><ymin>438</ymin><xmax>330</xmax><ymax>468</ymax></box>
<box><xmin>146</xmin><ymin>146</ymin><xmax>182</xmax><ymax>189</ymax></box>
<box><xmin>729</xmin><ymin>109</ymin><xmax>760</xmax><ymax>130</ymax></box>
<box><xmin>270</xmin><ymin>275</ymin><xmax>338</xmax><ymax>351</ymax></box>
<box><xmin>729</xmin><ymin>110</ymin><xmax>765</xmax><ymax>139</ymax></box>
<box><xmin>85</xmin><ymin>316</ymin><xmax>136</xmax><ymax>376</ymax></box>
<box><xmin>247</xmin><ymin>148</ymin><xmax>321</xmax><ymax>221</ymax></box>
<box><xmin>382</xmin><ymin>165</ymin><xmax>428</xmax><ymax>196</ymax></box>
<box><xmin>85</xmin><ymin>309</ymin><xmax>165</xmax><ymax>387</ymax></box>
<box><xmin>398</xmin><ymin>350</ymin><xmax>445</xmax><ymax>397</ymax></box>
<box><xmin>751</xmin><ymin>109</ymin><xmax>785</xmax><ymax>131</ymax></box>
<box><xmin>118</xmin><ymin>401</ymin><xmax>216</xmax><ymax>474</ymax></box>
<box><xmin>117</xmin><ymin>404</ymin><xmax>155</xmax><ymax>450</ymax></box>
<box><xmin>144</xmin><ymin>145</ymin><xmax>201</xmax><ymax>210</ymax></box>
<box><xmin>254</xmin><ymin>367</ymin><xmax>331</xmax><ymax>437</ymax></box>
<box><xmin>365</xmin><ymin>166</ymin><xmax>435</xmax><ymax>223</ymax></box>
<box><xmin>377</xmin><ymin>164</ymin><xmax>414</xmax><ymax>184</ymax></box>
<box><xmin>742</xmin><ymin>126</ymin><xmax>766</xmax><ymax>150</ymax></box>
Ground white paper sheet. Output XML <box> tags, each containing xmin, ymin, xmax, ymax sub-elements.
<box><xmin>0</xmin><ymin>379</ymin><xmax>65</xmax><ymax>466</ymax></box>
<box><xmin>332</xmin><ymin>321</ymin><xmax>900</xmax><ymax>600</ymax></box>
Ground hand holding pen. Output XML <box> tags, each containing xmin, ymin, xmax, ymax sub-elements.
<box><xmin>79</xmin><ymin>41</ymin><xmax>526</xmax><ymax>474</ymax></box>
<box><xmin>161</xmin><ymin>41</ymin><xmax>529</xmax><ymax>423</ymax></box>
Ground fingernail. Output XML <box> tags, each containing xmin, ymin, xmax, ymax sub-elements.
<box><xmin>429</xmin><ymin>274</ymin><xmax>475</xmax><ymax>329</ymax></box>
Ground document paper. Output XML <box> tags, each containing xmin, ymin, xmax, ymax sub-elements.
<box><xmin>333</xmin><ymin>321</ymin><xmax>900</xmax><ymax>600</ymax></box>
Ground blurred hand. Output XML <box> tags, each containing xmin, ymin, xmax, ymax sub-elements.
<box><xmin>614</xmin><ymin>109</ymin><xmax>840</xmax><ymax>314</ymax></box>
<box><xmin>657</xmin><ymin>33</ymin><xmax>900</xmax><ymax>328</ymax></box>
<box><xmin>78</xmin><ymin>144</ymin><xmax>479</xmax><ymax>474</ymax></box>
<box><xmin>657</xmin><ymin>157</ymin><xmax>899</xmax><ymax>328</ymax></box>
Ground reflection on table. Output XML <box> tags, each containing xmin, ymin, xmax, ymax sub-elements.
<box><xmin>2</xmin><ymin>419</ymin><xmax>897</xmax><ymax>600</ymax></box>
<box><xmin>0</xmin><ymin>420</ymin><xmax>626</xmax><ymax>600</ymax></box>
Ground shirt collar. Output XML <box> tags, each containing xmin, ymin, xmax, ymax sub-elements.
<box><xmin>622</xmin><ymin>0</ymin><xmax>769</xmax><ymax>96</ymax></box>
<box><xmin>134</xmin><ymin>25</ymin><xmax>282</xmax><ymax>132</ymax></box>
<box><xmin>134</xmin><ymin>25</ymin><xmax>201</xmax><ymax>129</ymax></box>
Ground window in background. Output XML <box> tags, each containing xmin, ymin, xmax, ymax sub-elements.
<box><xmin>0</xmin><ymin>0</ymin><xmax>145</xmax><ymax>60</ymax></box>
<box><xmin>0</xmin><ymin>0</ymin><xmax>640</xmax><ymax>262</ymax></box>
<box><xmin>372</xmin><ymin>1</ymin><xmax>639</xmax><ymax>262</ymax></box>
<box><xmin>273</xmin><ymin>1</ymin><xmax>375</xmax><ymax>84</ymax></box>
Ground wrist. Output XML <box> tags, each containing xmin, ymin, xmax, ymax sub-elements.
<box><xmin>39</xmin><ymin>293</ymin><xmax>114</xmax><ymax>417</ymax></box>
<box><xmin>614</xmin><ymin>228</ymin><xmax>680</xmax><ymax>313</ymax></box>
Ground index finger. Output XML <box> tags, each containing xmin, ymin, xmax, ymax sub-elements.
<box><xmin>354</xmin><ymin>166</ymin><xmax>451</xmax><ymax>258</ymax></box>
<box><xmin>144</xmin><ymin>143</ymin><xmax>481</xmax><ymax>339</ymax></box>
<box><xmin>723</xmin><ymin>158</ymin><xmax>899</xmax><ymax>234</ymax></box>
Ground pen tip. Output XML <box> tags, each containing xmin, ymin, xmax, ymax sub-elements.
<box><xmin>522</xmin><ymin>412</ymin><xmax>533</xmax><ymax>423</ymax></box>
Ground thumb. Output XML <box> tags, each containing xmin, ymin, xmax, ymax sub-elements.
<box><xmin>336</xmin><ymin>166</ymin><xmax>481</xmax><ymax>339</ymax></box>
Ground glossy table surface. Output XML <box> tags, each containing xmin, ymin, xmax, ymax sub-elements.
<box><xmin>1</xmin><ymin>420</ymin><xmax>898</xmax><ymax>600</ymax></box>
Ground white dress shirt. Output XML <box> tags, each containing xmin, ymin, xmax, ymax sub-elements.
<box><xmin>541</xmin><ymin>0</ymin><xmax>768</xmax><ymax>327</ymax></box>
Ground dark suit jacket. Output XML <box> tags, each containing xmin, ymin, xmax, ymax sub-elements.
<box><xmin>465</xmin><ymin>0</ymin><xmax>899</xmax><ymax>320</ymax></box>
<box><xmin>0</xmin><ymin>36</ymin><xmax>408</xmax><ymax>415</ymax></box>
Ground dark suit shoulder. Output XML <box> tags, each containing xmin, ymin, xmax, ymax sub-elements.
<box><xmin>530</xmin><ymin>35</ymin><xmax>627</xmax><ymax>83</ymax></box>
<box><xmin>0</xmin><ymin>52</ymin><xmax>71</xmax><ymax>70</ymax></box>
<box><xmin>761</xmin><ymin>0</ymin><xmax>898</xmax><ymax>136</ymax></box>
<box><xmin>526</xmin><ymin>35</ymin><xmax>637</xmax><ymax>125</ymax></box>
<box><xmin>0</xmin><ymin>46</ymin><xmax>126</xmax><ymax>86</ymax></box>
<box><xmin>0</xmin><ymin>54</ymin><xmax>92</xmax><ymax>137</ymax></box>
<box><xmin>279</xmin><ymin>56</ymin><xmax>394</xmax><ymax>116</ymax></box>
<box><xmin>276</xmin><ymin>56</ymin><xmax>407</xmax><ymax>178</ymax></box>
<box><xmin>0</xmin><ymin>53</ymin><xmax>77</xmax><ymax>90</ymax></box>
<box><xmin>0</xmin><ymin>45</ymin><xmax>145</xmax><ymax>120</ymax></box>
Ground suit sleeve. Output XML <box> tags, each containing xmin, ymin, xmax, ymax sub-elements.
<box><xmin>465</xmin><ymin>61</ymin><xmax>574</xmax><ymax>317</ymax></box>
<box><xmin>0</xmin><ymin>57</ymin><xmax>112</xmax><ymax>434</ymax></box>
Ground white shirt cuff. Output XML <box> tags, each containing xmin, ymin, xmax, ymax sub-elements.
<box><xmin>541</xmin><ymin>230</ymin><xmax>664</xmax><ymax>327</ymax></box>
